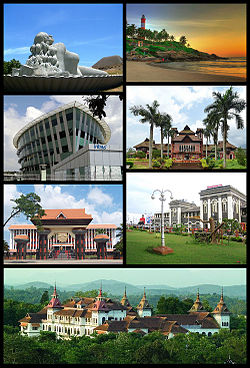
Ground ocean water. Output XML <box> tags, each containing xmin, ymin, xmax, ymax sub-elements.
<box><xmin>157</xmin><ymin>57</ymin><xmax>246</xmax><ymax>78</ymax></box>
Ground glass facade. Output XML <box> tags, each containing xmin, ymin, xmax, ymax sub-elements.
<box><xmin>15</xmin><ymin>105</ymin><xmax>109</xmax><ymax>177</ymax></box>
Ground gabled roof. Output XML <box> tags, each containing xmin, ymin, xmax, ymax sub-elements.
<box><xmin>40</xmin><ymin>209</ymin><xmax>92</xmax><ymax>220</ymax></box>
<box><xmin>179</xmin><ymin>125</ymin><xmax>195</xmax><ymax>135</ymax></box>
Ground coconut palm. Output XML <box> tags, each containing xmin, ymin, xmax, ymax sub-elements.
<box><xmin>179</xmin><ymin>35</ymin><xmax>187</xmax><ymax>46</ymax></box>
<box><xmin>155</xmin><ymin>113</ymin><xmax>173</xmax><ymax>158</ymax></box>
<box><xmin>203</xmin><ymin>111</ymin><xmax>220</xmax><ymax>160</ymax></box>
<box><xmin>204</xmin><ymin>87</ymin><xmax>246</xmax><ymax>168</ymax></box>
<box><xmin>203</xmin><ymin>125</ymin><xmax>212</xmax><ymax>159</ymax></box>
<box><xmin>130</xmin><ymin>100</ymin><xmax>160</xmax><ymax>168</ymax></box>
<box><xmin>126</xmin><ymin>24</ymin><xmax>137</xmax><ymax>38</ymax></box>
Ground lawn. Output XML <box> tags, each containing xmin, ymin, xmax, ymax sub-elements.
<box><xmin>126</xmin><ymin>230</ymin><xmax>246</xmax><ymax>265</ymax></box>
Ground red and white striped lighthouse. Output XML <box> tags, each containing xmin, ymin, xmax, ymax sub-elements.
<box><xmin>141</xmin><ymin>14</ymin><xmax>146</xmax><ymax>29</ymax></box>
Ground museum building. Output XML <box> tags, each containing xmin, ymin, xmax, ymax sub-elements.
<box><xmin>152</xmin><ymin>185</ymin><xmax>246</xmax><ymax>230</ymax></box>
<box><xmin>13</xmin><ymin>101</ymin><xmax>122</xmax><ymax>181</ymax></box>
<box><xmin>134</xmin><ymin>125</ymin><xmax>238</xmax><ymax>162</ymax></box>
<box><xmin>19</xmin><ymin>287</ymin><xmax>230</xmax><ymax>339</ymax></box>
<box><xmin>8</xmin><ymin>208</ymin><xmax>117</xmax><ymax>259</ymax></box>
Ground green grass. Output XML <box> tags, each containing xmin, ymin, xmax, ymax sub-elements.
<box><xmin>126</xmin><ymin>38</ymin><xmax>200</xmax><ymax>57</ymax></box>
<box><xmin>126</xmin><ymin>230</ymin><xmax>246</xmax><ymax>265</ymax></box>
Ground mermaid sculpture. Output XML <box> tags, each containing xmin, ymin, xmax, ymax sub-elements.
<box><xmin>12</xmin><ymin>32</ymin><xmax>108</xmax><ymax>77</ymax></box>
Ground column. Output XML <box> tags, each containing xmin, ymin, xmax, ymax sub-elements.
<box><xmin>218</xmin><ymin>196</ymin><xmax>222</xmax><ymax>223</ymax></box>
<box><xmin>200</xmin><ymin>200</ymin><xmax>203</xmax><ymax>229</ymax></box>
<box><xmin>207</xmin><ymin>198</ymin><xmax>211</xmax><ymax>219</ymax></box>
<box><xmin>238</xmin><ymin>199</ymin><xmax>241</xmax><ymax>222</ymax></box>
<box><xmin>177</xmin><ymin>207</ymin><xmax>181</xmax><ymax>225</ymax></box>
<box><xmin>227</xmin><ymin>195</ymin><xmax>233</xmax><ymax>219</ymax></box>
<box><xmin>72</xmin><ymin>229</ymin><xmax>86</xmax><ymax>260</ymax></box>
<box><xmin>37</xmin><ymin>230</ymin><xmax>50</xmax><ymax>260</ymax></box>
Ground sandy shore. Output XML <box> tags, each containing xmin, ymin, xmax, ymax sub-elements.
<box><xmin>126</xmin><ymin>61</ymin><xmax>246</xmax><ymax>82</ymax></box>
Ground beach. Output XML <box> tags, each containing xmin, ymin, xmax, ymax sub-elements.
<box><xmin>126</xmin><ymin>61</ymin><xmax>246</xmax><ymax>82</ymax></box>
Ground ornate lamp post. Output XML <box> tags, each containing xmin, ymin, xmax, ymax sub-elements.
<box><xmin>151</xmin><ymin>189</ymin><xmax>174</xmax><ymax>255</ymax></box>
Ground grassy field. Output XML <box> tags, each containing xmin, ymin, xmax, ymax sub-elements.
<box><xmin>126</xmin><ymin>230</ymin><xmax>246</xmax><ymax>265</ymax></box>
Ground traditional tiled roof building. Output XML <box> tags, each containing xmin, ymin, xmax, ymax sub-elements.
<box><xmin>19</xmin><ymin>288</ymin><xmax>230</xmax><ymax>339</ymax></box>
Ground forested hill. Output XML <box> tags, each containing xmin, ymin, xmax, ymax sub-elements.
<box><xmin>5</xmin><ymin>280</ymin><xmax>246</xmax><ymax>299</ymax></box>
<box><xmin>4</xmin><ymin>286</ymin><xmax>246</xmax><ymax>316</ymax></box>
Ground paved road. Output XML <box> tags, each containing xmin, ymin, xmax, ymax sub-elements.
<box><xmin>4</xmin><ymin>259</ymin><xmax>123</xmax><ymax>265</ymax></box>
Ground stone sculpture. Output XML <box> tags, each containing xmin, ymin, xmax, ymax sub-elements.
<box><xmin>12</xmin><ymin>32</ymin><xmax>108</xmax><ymax>77</ymax></box>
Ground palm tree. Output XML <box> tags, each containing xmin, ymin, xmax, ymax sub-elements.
<box><xmin>204</xmin><ymin>87</ymin><xmax>246</xmax><ymax>168</ymax></box>
<box><xmin>126</xmin><ymin>24</ymin><xmax>137</xmax><ymax>38</ymax></box>
<box><xmin>203</xmin><ymin>125</ymin><xmax>211</xmax><ymax>159</ymax></box>
<box><xmin>130</xmin><ymin>100</ymin><xmax>160</xmax><ymax>168</ymax></box>
<box><xmin>156</xmin><ymin>113</ymin><xmax>173</xmax><ymax>158</ymax></box>
<box><xmin>179</xmin><ymin>35</ymin><xmax>187</xmax><ymax>46</ymax></box>
<box><xmin>203</xmin><ymin>111</ymin><xmax>220</xmax><ymax>160</ymax></box>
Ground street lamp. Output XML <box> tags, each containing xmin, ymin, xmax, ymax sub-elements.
<box><xmin>151</xmin><ymin>189</ymin><xmax>173</xmax><ymax>248</ymax></box>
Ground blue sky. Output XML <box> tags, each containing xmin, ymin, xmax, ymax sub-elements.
<box><xmin>4</xmin><ymin>184</ymin><xmax>123</xmax><ymax>241</ymax></box>
<box><xmin>4</xmin><ymin>4</ymin><xmax>122</xmax><ymax>66</ymax></box>
<box><xmin>4</xmin><ymin>95</ymin><xmax>123</xmax><ymax>171</ymax></box>
<box><xmin>127</xmin><ymin>86</ymin><xmax>246</xmax><ymax>149</ymax></box>
<box><xmin>4</xmin><ymin>268</ymin><xmax>246</xmax><ymax>288</ymax></box>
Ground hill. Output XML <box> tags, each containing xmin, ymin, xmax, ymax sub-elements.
<box><xmin>5</xmin><ymin>280</ymin><xmax>246</xmax><ymax>299</ymax></box>
<box><xmin>126</xmin><ymin>38</ymin><xmax>226</xmax><ymax>62</ymax></box>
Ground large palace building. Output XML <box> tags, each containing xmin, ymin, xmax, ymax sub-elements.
<box><xmin>134</xmin><ymin>125</ymin><xmax>238</xmax><ymax>162</ymax></box>
<box><xmin>8</xmin><ymin>208</ymin><xmax>117</xmax><ymax>259</ymax></box>
<box><xmin>152</xmin><ymin>184</ymin><xmax>246</xmax><ymax>230</ymax></box>
<box><xmin>13</xmin><ymin>101</ymin><xmax>122</xmax><ymax>181</ymax></box>
<box><xmin>19</xmin><ymin>287</ymin><xmax>230</xmax><ymax>339</ymax></box>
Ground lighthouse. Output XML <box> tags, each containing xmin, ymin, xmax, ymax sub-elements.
<box><xmin>141</xmin><ymin>14</ymin><xmax>146</xmax><ymax>29</ymax></box>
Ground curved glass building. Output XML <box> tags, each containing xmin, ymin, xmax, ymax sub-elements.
<box><xmin>13</xmin><ymin>101</ymin><xmax>122</xmax><ymax>180</ymax></box>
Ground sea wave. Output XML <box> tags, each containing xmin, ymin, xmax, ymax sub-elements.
<box><xmin>157</xmin><ymin>57</ymin><xmax>246</xmax><ymax>78</ymax></box>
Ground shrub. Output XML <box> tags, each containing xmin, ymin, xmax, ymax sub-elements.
<box><xmin>152</xmin><ymin>159</ymin><xmax>161</xmax><ymax>168</ymax></box>
<box><xmin>235</xmin><ymin>148</ymin><xmax>246</xmax><ymax>167</ymax></box>
<box><xmin>126</xmin><ymin>161</ymin><xmax>134</xmax><ymax>168</ymax></box>
<box><xmin>164</xmin><ymin>158</ymin><xmax>173</xmax><ymax>169</ymax></box>
<box><xmin>152</xmin><ymin>149</ymin><xmax>161</xmax><ymax>159</ymax></box>
<box><xmin>136</xmin><ymin>150</ymin><xmax>146</xmax><ymax>159</ymax></box>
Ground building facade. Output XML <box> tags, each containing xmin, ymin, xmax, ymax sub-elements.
<box><xmin>13</xmin><ymin>101</ymin><xmax>122</xmax><ymax>180</ymax></box>
<box><xmin>151</xmin><ymin>185</ymin><xmax>246</xmax><ymax>230</ymax></box>
<box><xmin>171</xmin><ymin>125</ymin><xmax>203</xmax><ymax>161</ymax></box>
<box><xmin>19</xmin><ymin>288</ymin><xmax>230</xmax><ymax>339</ymax></box>
<box><xmin>133</xmin><ymin>127</ymin><xmax>238</xmax><ymax>162</ymax></box>
<box><xmin>8</xmin><ymin>209</ymin><xmax>117</xmax><ymax>259</ymax></box>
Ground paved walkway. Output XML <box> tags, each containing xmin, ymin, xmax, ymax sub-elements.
<box><xmin>4</xmin><ymin>259</ymin><xmax>123</xmax><ymax>265</ymax></box>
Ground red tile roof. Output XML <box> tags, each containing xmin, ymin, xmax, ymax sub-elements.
<box><xmin>40</xmin><ymin>209</ymin><xmax>92</xmax><ymax>220</ymax></box>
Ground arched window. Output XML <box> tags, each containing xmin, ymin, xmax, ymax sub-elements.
<box><xmin>203</xmin><ymin>201</ymin><xmax>207</xmax><ymax>214</ymax></box>
<box><xmin>208</xmin><ymin>332</ymin><xmax>212</xmax><ymax>337</ymax></box>
<box><xmin>222</xmin><ymin>199</ymin><xmax>227</xmax><ymax>212</ymax></box>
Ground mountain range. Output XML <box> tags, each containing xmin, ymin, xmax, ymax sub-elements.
<box><xmin>5</xmin><ymin>280</ymin><xmax>246</xmax><ymax>299</ymax></box>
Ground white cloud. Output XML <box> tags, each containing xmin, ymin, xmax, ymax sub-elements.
<box><xmin>33</xmin><ymin>185</ymin><xmax>121</xmax><ymax>226</ymax></box>
<box><xmin>4</xmin><ymin>46</ymin><xmax>30</xmax><ymax>56</ymax></box>
<box><xmin>87</xmin><ymin>187</ymin><xmax>113</xmax><ymax>206</ymax></box>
